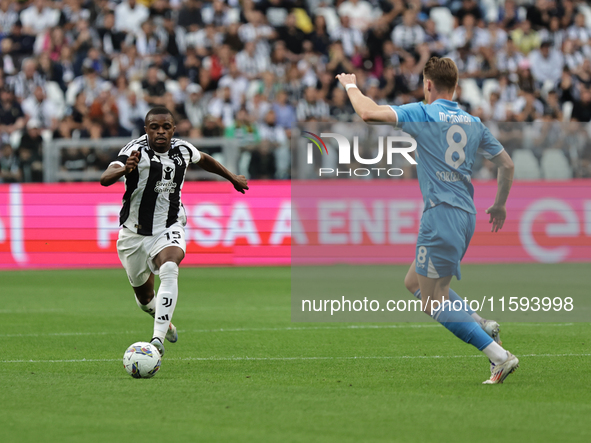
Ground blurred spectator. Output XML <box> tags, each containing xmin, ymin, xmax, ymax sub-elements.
<box><xmin>258</xmin><ymin>109</ymin><xmax>287</xmax><ymax>145</ymax></box>
<box><xmin>571</xmin><ymin>87</ymin><xmax>591</xmax><ymax>122</ymax></box>
<box><xmin>1</xmin><ymin>38</ymin><xmax>17</xmax><ymax>76</ymax></box>
<box><xmin>331</xmin><ymin>15</ymin><xmax>363</xmax><ymax>59</ymax></box>
<box><xmin>97</xmin><ymin>11</ymin><xmax>126</xmax><ymax>57</ymax></box>
<box><xmin>276</xmin><ymin>13</ymin><xmax>306</xmax><ymax>55</ymax></box>
<box><xmin>66</xmin><ymin>60</ymin><xmax>105</xmax><ymax>106</ymax></box>
<box><xmin>236</xmin><ymin>41</ymin><xmax>270</xmax><ymax>79</ymax></box>
<box><xmin>118</xmin><ymin>91</ymin><xmax>149</xmax><ymax>135</ymax></box>
<box><xmin>248</xmin><ymin>139</ymin><xmax>276</xmax><ymax>179</ymax></box>
<box><xmin>528</xmin><ymin>40</ymin><xmax>564</xmax><ymax>85</ymax></box>
<box><xmin>177</xmin><ymin>0</ymin><xmax>203</xmax><ymax>30</ymax></box>
<box><xmin>329</xmin><ymin>87</ymin><xmax>355</xmax><ymax>122</ymax></box>
<box><xmin>392</xmin><ymin>10</ymin><xmax>424</xmax><ymax>54</ymax></box>
<box><xmin>511</xmin><ymin>20</ymin><xmax>540</xmax><ymax>55</ymax></box>
<box><xmin>218</xmin><ymin>62</ymin><xmax>249</xmax><ymax>109</ymax></box>
<box><xmin>8</xmin><ymin>21</ymin><xmax>35</xmax><ymax>58</ymax></box>
<box><xmin>297</xmin><ymin>86</ymin><xmax>330</xmax><ymax>121</ymax></box>
<box><xmin>272</xmin><ymin>90</ymin><xmax>296</xmax><ymax>129</ymax></box>
<box><xmin>567</xmin><ymin>13</ymin><xmax>590</xmax><ymax>47</ymax></box>
<box><xmin>142</xmin><ymin>66</ymin><xmax>167</xmax><ymax>106</ymax></box>
<box><xmin>455</xmin><ymin>0</ymin><xmax>483</xmax><ymax>24</ymax></box>
<box><xmin>338</xmin><ymin>0</ymin><xmax>376</xmax><ymax>33</ymax></box>
<box><xmin>61</xmin><ymin>146</ymin><xmax>95</xmax><ymax>180</ymax></box>
<box><xmin>0</xmin><ymin>0</ymin><xmax>19</xmax><ymax>34</ymax></box>
<box><xmin>208</xmin><ymin>86</ymin><xmax>236</xmax><ymax>128</ymax></box>
<box><xmin>115</xmin><ymin>0</ymin><xmax>149</xmax><ymax>34</ymax></box>
<box><xmin>497</xmin><ymin>37</ymin><xmax>525</xmax><ymax>74</ymax></box>
<box><xmin>0</xmin><ymin>143</ymin><xmax>20</xmax><ymax>183</ymax></box>
<box><xmin>59</xmin><ymin>91</ymin><xmax>90</xmax><ymax>139</ymax></box>
<box><xmin>101</xmin><ymin>112</ymin><xmax>131</xmax><ymax>138</ymax></box>
<box><xmin>452</xmin><ymin>15</ymin><xmax>488</xmax><ymax>50</ymax></box>
<box><xmin>184</xmin><ymin>83</ymin><xmax>206</xmax><ymax>137</ymax></box>
<box><xmin>7</xmin><ymin>58</ymin><xmax>45</xmax><ymax>101</ymax></box>
<box><xmin>18</xmin><ymin>119</ymin><xmax>44</xmax><ymax>182</ymax></box>
<box><xmin>225</xmin><ymin>107</ymin><xmax>259</xmax><ymax>143</ymax></box>
<box><xmin>20</xmin><ymin>0</ymin><xmax>60</xmax><ymax>35</ymax></box>
<box><xmin>21</xmin><ymin>85</ymin><xmax>59</xmax><ymax>131</ymax></box>
<box><xmin>0</xmin><ymin>87</ymin><xmax>26</xmax><ymax>140</ymax></box>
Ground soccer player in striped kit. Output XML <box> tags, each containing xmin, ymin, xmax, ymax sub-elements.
<box><xmin>100</xmin><ymin>107</ymin><xmax>249</xmax><ymax>356</ymax></box>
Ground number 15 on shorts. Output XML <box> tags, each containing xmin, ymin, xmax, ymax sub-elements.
<box><xmin>165</xmin><ymin>230</ymin><xmax>182</xmax><ymax>244</ymax></box>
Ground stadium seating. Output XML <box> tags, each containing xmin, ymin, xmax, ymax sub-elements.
<box><xmin>512</xmin><ymin>149</ymin><xmax>542</xmax><ymax>180</ymax></box>
<box><xmin>541</xmin><ymin>149</ymin><xmax>572</xmax><ymax>180</ymax></box>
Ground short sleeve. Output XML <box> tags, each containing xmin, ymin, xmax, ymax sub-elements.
<box><xmin>478</xmin><ymin>126</ymin><xmax>504</xmax><ymax>160</ymax></box>
<box><xmin>110</xmin><ymin>141</ymin><xmax>139</xmax><ymax>167</ymax></box>
<box><xmin>183</xmin><ymin>142</ymin><xmax>202</xmax><ymax>164</ymax></box>
<box><xmin>390</xmin><ymin>102</ymin><xmax>427</xmax><ymax>124</ymax></box>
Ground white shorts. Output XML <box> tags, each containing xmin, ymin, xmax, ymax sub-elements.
<box><xmin>117</xmin><ymin>222</ymin><xmax>187</xmax><ymax>287</ymax></box>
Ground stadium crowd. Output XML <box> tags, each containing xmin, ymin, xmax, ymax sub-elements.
<box><xmin>1</xmin><ymin>0</ymin><xmax>591</xmax><ymax>183</ymax></box>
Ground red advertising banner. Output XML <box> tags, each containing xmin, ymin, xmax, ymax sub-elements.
<box><xmin>0</xmin><ymin>180</ymin><xmax>590</xmax><ymax>269</ymax></box>
<box><xmin>292</xmin><ymin>180</ymin><xmax>591</xmax><ymax>264</ymax></box>
<box><xmin>0</xmin><ymin>181</ymin><xmax>291</xmax><ymax>269</ymax></box>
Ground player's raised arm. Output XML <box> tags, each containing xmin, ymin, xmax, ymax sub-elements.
<box><xmin>335</xmin><ymin>73</ymin><xmax>398</xmax><ymax>123</ymax></box>
<box><xmin>99</xmin><ymin>150</ymin><xmax>140</xmax><ymax>187</ymax></box>
<box><xmin>196</xmin><ymin>152</ymin><xmax>249</xmax><ymax>194</ymax></box>
<box><xmin>485</xmin><ymin>150</ymin><xmax>514</xmax><ymax>233</ymax></box>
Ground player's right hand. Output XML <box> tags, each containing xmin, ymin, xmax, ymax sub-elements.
<box><xmin>125</xmin><ymin>151</ymin><xmax>140</xmax><ymax>174</ymax></box>
<box><xmin>485</xmin><ymin>204</ymin><xmax>507</xmax><ymax>233</ymax></box>
<box><xmin>336</xmin><ymin>73</ymin><xmax>357</xmax><ymax>88</ymax></box>
<box><xmin>232</xmin><ymin>175</ymin><xmax>249</xmax><ymax>194</ymax></box>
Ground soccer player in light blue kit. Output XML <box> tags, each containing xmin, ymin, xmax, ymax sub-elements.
<box><xmin>336</xmin><ymin>57</ymin><xmax>519</xmax><ymax>384</ymax></box>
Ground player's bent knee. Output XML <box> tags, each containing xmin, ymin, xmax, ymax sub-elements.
<box><xmin>404</xmin><ymin>272</ymin><xmax>419</xmax><ymax>294</ymax></box>
<box><xmin>155</xmin><ymin>246</ymin><xmax>185</xmax><ymax>268</ymax></box>
<box><xmin>159</xmin><ymin>261</ymin><xmax>179</xmax><ymax>279</ymax></box>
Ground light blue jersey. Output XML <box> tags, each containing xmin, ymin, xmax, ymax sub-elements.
<box><xmin>391</xmin><ymin>99</ymin><xmax>504</xmax><ymax>214</ymax></box>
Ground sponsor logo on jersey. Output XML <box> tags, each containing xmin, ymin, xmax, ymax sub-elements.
<box><xmin>154</xmin><ymin>166</ymin><xmax>177</xmax><ymax>193</ymax></box>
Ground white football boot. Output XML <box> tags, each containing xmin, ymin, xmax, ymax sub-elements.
<box><xmin>150</xmin><ymin>337</ymin><xmax>166</xmax><ymax>357</ymax></box>
<box><xmin>483</xmin><ymin>352</ymin><xmax>519</xmax><ymax>384</ymax></box>
<box><xmin>166</xmin><ymin>322</ymin><xmax>178</xmax><ymax>343</ymax></box>
<box><xmin>479</xmin><ymin>319</ymin><xmax>502</xmax><ymax>345</ymax></box>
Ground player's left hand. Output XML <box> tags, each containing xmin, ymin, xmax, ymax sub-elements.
<box><xmin>232</xmin><ymin>175</ymin><xmax>249</xmax><ymax>194</ymax></box>
<box><xmin>336</xmin><ymin>73</ymin><xmax>357</xmax><ymax>88</ymax></box>
<box><xmin>485</xmin><ymin>204</ymin><xmax>506</xmax><ymax>232</ymax></box>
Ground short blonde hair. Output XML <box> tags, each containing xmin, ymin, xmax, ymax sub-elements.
<box><xmin>423</xmin><ymin>57</ymin><xmax>458</xmax><ymax>93</ymax></box>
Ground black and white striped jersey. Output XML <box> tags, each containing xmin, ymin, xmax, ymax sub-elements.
<box><xmin>111</xmin><ymin>134</ymin><xmax>202</xmax><ymax>236</ymax></box>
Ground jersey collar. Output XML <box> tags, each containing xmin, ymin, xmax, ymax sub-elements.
<box><xmin>432</xmin><ymin>99</ymin><xmax>458</xmax><ymax>108</ymax></box>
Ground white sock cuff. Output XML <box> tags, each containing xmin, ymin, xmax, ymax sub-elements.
<box><xmin>135</xmin><ymin>295</ymin><xmax>156</xmax><ymax>312</ymax></box>
<box><xmin>159</xmin><ymin>261</ymin><xmax>179</xmax><ymax>279</ymax></box>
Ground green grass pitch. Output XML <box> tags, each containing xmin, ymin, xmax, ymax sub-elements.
<box><xmin>1</xmin><ymin>264</ymin><xmax>590</xmax><ymax>443</ymax></box>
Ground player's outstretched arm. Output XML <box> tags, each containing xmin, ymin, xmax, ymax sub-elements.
<box><xmin>100</xmin><ymin>150</ymin><xmax>140</xmax><ymax>187</ymax></box>
<box><xmin>335</xmin><ymin>73</ymin><xmax>398</xmax><ymax>123</ymax></box>
<box><xmin>485</xmin><ymin>150</ymin><xmax>514</xmax><ymax>232</ymax></box>
<box><xmin>196</xmin><ymin>153</ymin><xmax>249</xmax><ymax>194</ymax></box>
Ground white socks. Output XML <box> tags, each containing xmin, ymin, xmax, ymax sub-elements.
<box><xmin>471</xmin><ymin>312</ymin><xmax>484</xmax><ymax>323</ymax></box>
<box><xmin>153</xmin><ymin>261</ymin><xmax>179</xmax><ymax>342</ymax></box>
<box><xmin>483</xmin><ymin>341</ymin><xmax>508</xmax><ymax>365</ymax></box>
<box><xmin>135</xmin><ymin>294</ymin><xmax>156</xmax><ymax>318</ymax></box>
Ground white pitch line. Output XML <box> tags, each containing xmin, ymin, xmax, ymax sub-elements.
<box><xmin>0</xmin><ymin>322</ymin><xmax>578</xmax><ymax>338</ymax></box>
<box><xmin>1</xmin><ymin>353</ymin><xmax>590</xmax><ymax>364</ymax></box>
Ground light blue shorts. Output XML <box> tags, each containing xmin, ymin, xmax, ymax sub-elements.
<box><xmin>415</xmin><ymin>203</ymin><xmax>476</xmax><ymax>280</ymax></box>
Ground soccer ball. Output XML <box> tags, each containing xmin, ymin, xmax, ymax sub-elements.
<box><xmin>123</xmin><ymin>342</ymin><xmax>161</xmax><ymax>378</ymax></box>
